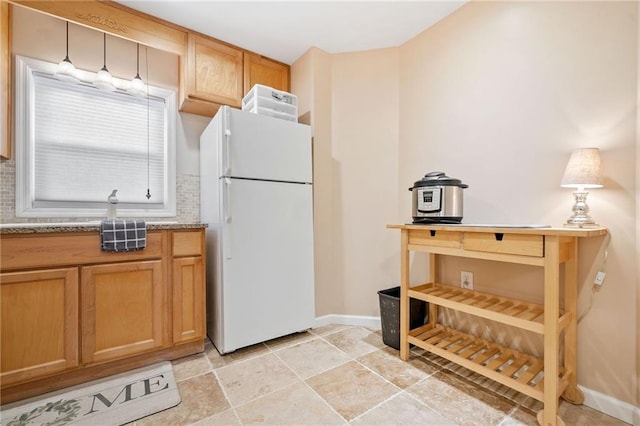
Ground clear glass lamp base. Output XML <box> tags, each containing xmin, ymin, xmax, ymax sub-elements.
<box><xmin>563</xmin><ymin>190</ymin><xmax>599</xmax><ymax>228</ymax></box>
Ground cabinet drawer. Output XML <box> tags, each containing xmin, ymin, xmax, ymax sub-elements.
<box><xmin>172</xmin><ymin>230</ymin><xmax>203</xmax><ymax>257</ymax></box>
<box><xmin>463</xmin><ymin>233</ymin><xmax>543</xmax><ymax>257</ymax></box>
<box><xmin>1</xmin><ymin>232</ymin><xmax>165</xmax><ymax>270</ymax></box>
<box><xmin>408</xmin><ymin>230</ymin><xmax>462</xmax><ymax>248</ymax></box>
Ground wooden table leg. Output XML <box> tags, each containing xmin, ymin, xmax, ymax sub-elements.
<box><xmin>400</xmin><ymin>229</ymin><xmax>410</xmax><ymax>361</ymax></box>
<box><xmin>562</xmin><ymin>237</ymin><xmax>584</xmax><ymax>404</ymax></box>
<box><xmin>428</xmin><ymin>253</ymin><xmax>438</xmax><ymax>327</ymax></box>
<box><xmin>541</xmin><ymin>235</ymin><xmax>561</xmax><ymax>426</ymax></box>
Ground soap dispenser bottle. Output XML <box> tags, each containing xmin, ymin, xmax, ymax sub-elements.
<box><xmin>106</xmin><ymin>189</ymin><xmax>118</xmax><ymax>219</ymax></box>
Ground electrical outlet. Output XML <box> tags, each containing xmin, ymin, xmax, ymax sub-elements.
<box><xmin>461</xmin><ymin>271</ymin><xmax>474</xmax><ymax>290</ymax></box>
<box><xmin>594</xmin><ymin>271</ymin><xmax>606</xmax><ymax>285</ymax></box>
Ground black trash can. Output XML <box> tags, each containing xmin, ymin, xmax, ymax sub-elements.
<box><xmin>378</xmin><ymin>286</ymin><xmax>428</xmax><ymax>350</ymax></box>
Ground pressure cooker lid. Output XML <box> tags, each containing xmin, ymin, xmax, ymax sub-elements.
<box><xmin>412</xmin><ymin>171</ymin><xmax>468</xmax><ymax>188</ymax></box>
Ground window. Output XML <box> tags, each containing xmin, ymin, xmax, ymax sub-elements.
<box><xmin>15</xmin><ymin>55</ymin><xmax>176</xmax><ymax>218</ymax></box>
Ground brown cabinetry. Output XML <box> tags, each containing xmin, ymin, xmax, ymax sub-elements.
<box><xmin>172</xmin><ymin>257</ymin><xmax>205</xmax><ymax>343</ymax></box>
<box><xmin>171</xmin><ymin>230</ymin><xmax>205</xmax><ymax>344</ymax></box>
<box><xmin>180</xmin><ymin>33</ymin><xmax>291</xmax><ymax>118</ymax></box>
<box><xmin>0</xmin><ymin>268</ymin><xmax>79</xmax><ymax>386</ymax></box>
<box><xmin>81</xmin><ymin>260</ymin><xmax>168</xmax><ymax>364</ymax></box>
<box><xmin>181</xmin><ymin>32</ymin><xmax>244</xmax><ymax>117</ymax></box>
<box><xmin>0</xmin><ymin>226</ymin><xmax>206</xmax><ymax>404</ymax></box>
<box><xmin>244</xmin><ymin>52</ymin><xmax>290</xmax><ymax>95</ymax></box>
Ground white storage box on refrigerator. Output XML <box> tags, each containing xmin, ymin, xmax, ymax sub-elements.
<box><xmin>242</xmin><ymin>84</ymin><xmax>298</xmax><ymax>122</ymax></box>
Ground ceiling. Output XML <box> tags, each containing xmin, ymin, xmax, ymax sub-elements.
<box><xmin>115</xmin><ymin>1</ymin><xmax>467</xmax><ymax>64</ymax></box>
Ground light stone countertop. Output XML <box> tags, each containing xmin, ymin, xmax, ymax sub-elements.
<box><xmin>0</xmin><ymin>222</ymin><xmax>207</xmax><ymax>234</ymax></box>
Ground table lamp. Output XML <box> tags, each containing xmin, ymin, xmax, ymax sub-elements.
<box><xmin>560</xmin><ymin>147</ymin><xmax>602</xmax><ymax>227</ymax></box>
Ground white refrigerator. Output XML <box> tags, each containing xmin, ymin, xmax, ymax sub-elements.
<box><xmin>200</xmin><ymin>106</ymin><xmax>315</xmax><ymax>354</ymax></box>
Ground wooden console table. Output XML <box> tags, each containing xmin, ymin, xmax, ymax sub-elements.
<box><xmin>387</xmin><ymin>224</ymin><xmax>607</xmax><ymax>426</ymax></box>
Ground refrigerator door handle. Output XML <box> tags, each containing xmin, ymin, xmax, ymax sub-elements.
<box><xmin>224</xmin><ymin>178</ymin><xmax>232</xmax><ymax>223</ymax></box>
<box><xmin>223</xmin><ymin>178</ymin><xmax>232</xmax><ymax>259</ymax></box>
<box><xmin>223</xmin><ymin>107</ymin><xmax>232</xmax><ymax>175</ymax></box>
<box><xmin>223</xmin><ymin>129</ymin><xmax>232</xmax><ymax>176</ymax></box>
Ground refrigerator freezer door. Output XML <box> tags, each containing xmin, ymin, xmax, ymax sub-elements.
<box><xmin>223</xmin><ymin>107</ymin><xmax>312</xmax><ymax>183</ymax></box>
<box><xmin>217</xmin><ymin>177</ymin><xmax>314</xmax><ymax>353</ymax></box>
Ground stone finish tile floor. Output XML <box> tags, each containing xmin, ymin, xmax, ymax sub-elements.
<box><xmin>133</xmin><ymin>325</ymin><xmax>628</xmax><ymax>426</ymax></box>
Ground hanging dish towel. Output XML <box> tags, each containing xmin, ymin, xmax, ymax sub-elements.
<box><xmin>100</xmin><ymin>220</ymin><xmax>147</xmax><ymax>252</ymax></box>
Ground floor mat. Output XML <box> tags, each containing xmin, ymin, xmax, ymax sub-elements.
<box><xmin>0</xmin><ymin>361</ymin><xmax>180</xmax><ymax>425</ymax></box>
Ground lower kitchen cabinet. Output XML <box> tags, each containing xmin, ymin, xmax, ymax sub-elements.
<box><xmin>0</xmin><ymin>226</ymin><xmax>206</xmax><ymax>404</ymax></box>
<box><xmin>0</xmin><ymin>268</ymin><xmax>79</xmax><ymax>386</ymax></box>
<box><xmin>172</xmin><ymin>256</ymin><xmax>205</xmax><ymax>343</ymax></box>
<box><xmin>81</xmin><ymin>260</ymin><xmax>168</xmax><ymax>364</ymax></box>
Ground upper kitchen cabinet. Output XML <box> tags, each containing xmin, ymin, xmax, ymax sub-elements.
<box><xmin>180</xmin><ymin>34</ymin><xmax>291</xmax><ymax>118</ymax></box>
<box><xmin>180</xmin><ymin>32</ymin><xmax>244</xmax><ymax>117</ymax></box>
<box><xmin>244</xmin><ymin>53</ymin><xmax>290</xmax><ymax>96</ymax></box>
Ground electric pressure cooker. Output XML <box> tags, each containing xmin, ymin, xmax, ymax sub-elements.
<box><xmin>409</xmin><ymin>171</ymin><xmax>468</xmax><ymax>224</ymax></box>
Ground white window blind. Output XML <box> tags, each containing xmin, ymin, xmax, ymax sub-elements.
<box><xmin>15</xmin><ymin>55</ymin><xmax>176</xmax><ymax>217</ymax></box>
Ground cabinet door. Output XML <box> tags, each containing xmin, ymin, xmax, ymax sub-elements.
<box><xmin>244</xmin><ymin>52</ymin><xmax>290</xmax><ymax>94</ymax></box>
<box><xmin>81</xmin><ymin>261</ymin><xmax>168</xmax><ymax>364</ymax></box>
<box><xmin>185</xmin><ymin>33</ymin><xmax>243</xmax><ymax>108</ymax></box>
<box><xmin>0</xmin><ymin>268</ymin><xmax>79</xmax><ymax>386</ymax></box>
<box><xmin>172</xmin><ymin>257</ymin><xmax>205</xmax><ymax>343</ymax></box>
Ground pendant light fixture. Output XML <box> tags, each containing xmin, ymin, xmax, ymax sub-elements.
<box><xmin>128</xmin><ymin>43</ymin><xmax>146</xmax><ymax>97</ymax></box>
<box><xmin>94</xmin><ymin>33</ymin><xmax>116</xmax><ymax>91</ymax></box>
<box><xmin>54</xmin><ymin>21</ymin><xmax>79</xmax><ymax>83</ymax></box>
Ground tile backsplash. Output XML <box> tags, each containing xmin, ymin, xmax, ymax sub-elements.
<box><xmin>0</xmin><ymin>158</ymin><xmax>200</xmax><ymax>223</ymax></box>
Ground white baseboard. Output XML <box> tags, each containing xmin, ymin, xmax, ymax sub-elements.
<box><xmin>314</xmin><ymin>314</ymin><xmax>381</xmax><ymax>330</ymax></box>
<box><xmin>314</xmin><ymin>314</ymin><xmax>639</xmax><ymax>425</ymax></box>
<box><xmin>581</xmin><ymin>386</ymin><xmax>639</xmax><ymax>425</ymax></box>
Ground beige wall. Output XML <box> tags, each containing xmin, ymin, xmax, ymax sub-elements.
<box><xmin>292</xmin><ymin>46</ymin><xmax>401</xmax><ymax>317</ymax></box>
<box><xmin>636</xmin><ymin>0</ymin><xmax>640</xmax><ymax>415</ymax></box>
<box><xmin>294</xmin><ymin>0</ymin><xmax>638</xmax><ymax>409</ymax></box>
<box><xmin>292</xmin><ymin>47</ymin><xmax>342</xmax><ymax>316</ymax></box>
<box><xmin>399</xmin><ymin>1</ymin><xmax>637</xmax><ymax>405</ymax></box>
<box><xmin>331</xmin><ymin>48</ymin><xmax>400</xmax><ymax>316</ymax></box>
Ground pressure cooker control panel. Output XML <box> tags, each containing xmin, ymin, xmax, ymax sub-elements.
<box><xmin>417</xmin><ymin>187</ymin><xmax>442</xmax><ymax>213</ymax></box>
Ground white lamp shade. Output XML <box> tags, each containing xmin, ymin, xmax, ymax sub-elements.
<box><xmin>94</xmin><ymin>66</ymin><xmax>116</xmax><ymax>91</ymax></box>
<box><xmin>54</xmin><ymin>57</ymin><xmax>79</xmax><ymax>83</ymax></box>
<box><xmin>128</xmin><ymin>74</ymin><xmax>147</xmax><ymax>97</ymax></box>
<box><xmin>560</xmin><ymin>148</ymin><xmax>603</xmax><ymax>189</ymax></box>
